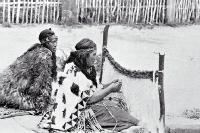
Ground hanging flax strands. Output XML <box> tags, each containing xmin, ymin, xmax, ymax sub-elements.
<box><xmin>98</xmin><ymin>25</ymin><xmax>165</xmax><ymax>133</ymax></box>
<box><xmin>0</xmin><ymin>0</ymin><xmax>61</xmax><ymax>24</ymax></box>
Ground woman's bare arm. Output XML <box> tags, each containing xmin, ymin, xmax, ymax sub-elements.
<box><xmin>87</xmin><ymin>81</ymin><xmax>122</xmax><ymax>104</ymax></box>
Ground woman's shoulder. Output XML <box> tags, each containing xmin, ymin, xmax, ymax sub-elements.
<box><xmin>19</xmin><ymin>44</ymin><xmax>52</xmax><ymax>61</ymax></box>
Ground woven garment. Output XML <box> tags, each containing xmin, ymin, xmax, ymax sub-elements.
<box><xmin>0</xmin><ymin>43</ymin><xmax>54</xmax><ymax>112</ymax></box>
<box><xmin>38</xmin><ymin>62</ymin><xmax>102</xmax><ymax>132</ymax></box>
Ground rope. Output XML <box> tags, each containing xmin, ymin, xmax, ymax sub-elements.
<box><xmin>104</xmin><ymin>51</ymin><xmax>154</xmax><ymax>80</ymax></box>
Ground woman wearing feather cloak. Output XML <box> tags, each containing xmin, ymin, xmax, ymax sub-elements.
<box><xmin>0</xmin><ymin>28</ymin><xmax>58</xmax><ymax>114</ymax></box>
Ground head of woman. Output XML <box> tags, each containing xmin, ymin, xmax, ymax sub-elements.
<box><xmin>67</xmin><ymin>38</ymin><xmax>97</xmax><ymax>69</ymax></box>
<box><xmin>65</xmin><ymin>38</ymin><xmax>98</xmax><ymax>87</ymax></box>
<box><xmin>39</xmin><ymin>28</ymin><xmax>58</xmax><ymax>53</ymax></box>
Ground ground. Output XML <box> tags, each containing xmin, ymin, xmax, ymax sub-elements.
<box><xmin>0</xmin><ymin>24</ymin><xmax>200</xmax><ymax>132</ymax></box>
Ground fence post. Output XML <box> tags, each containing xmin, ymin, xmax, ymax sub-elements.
<box><xmin>99</xmin><ymin>25</ymin><xmax>110</xmax><ymax>83</ymax></box>
<box><xmin>41</xmin><ymin>0</ymin><xmax>45</xmax><ymax>24</ymax></box>
<box><xmin>11</xmin><ymin>0</ymin><xmax>15</xmax><ymax>23</ymax></box>
<box><xmin>61</xmin><ymin>0</ymin><xmax>77</xmax><ymax>23</ymax></box>
<box><xmin>16</xmin><ymin>0</ymin><xmax>20</xmax><ymax>23</ymax></box>
<box><xmin>8</xmin><ymin>0</ymin><xmax>11</xmax><ymax>23</ymax></box>
<box><xmin>166</xmin><ymin>0</ymin><xmax>175</xmax><ymax>23</ymax></box>
<box><xmin>158</xmin><ymin>53</ymin><xmax>165</xmax><ymax>132</ymax></box>
<box><xmin>2</xmin><ymin>0</ymin><xmax>5</xmax><ymax>23</ymax></box>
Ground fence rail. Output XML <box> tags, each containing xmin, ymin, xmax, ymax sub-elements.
<box><xmin>0</xmin><ymin>0</ymin><xmax>62</xmax><ymax>24</ymax></box>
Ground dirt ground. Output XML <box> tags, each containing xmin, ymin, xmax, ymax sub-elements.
<box><xmin>0</xmin><ymin>113</ymin><xmax>199</xmax><ymax>133</ymax></box>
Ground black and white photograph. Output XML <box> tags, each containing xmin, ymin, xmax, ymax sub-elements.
<box><xmin>0</xmin><ymin>0</ymin><xmax>200</xmax><ymax>133</ymax></box>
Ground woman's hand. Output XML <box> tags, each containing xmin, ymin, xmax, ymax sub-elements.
<box><xmin>88</xmin><ymin>79</ymin><xmax>122</xmax><ymax>104</ymax></box>
<box><xmin>110</xmin><ymin>80</ymin><xmax>122</xmax><ymax>93</ymax></box>
<box><xmin>102</xmin><ymin>46</ymin><xmax>109</xmax><ymax>55</ymax></box>
<box><xmin>111</xmin><ymin>79</ymin><xmax>120</xmax><ymax>83</ymax></box>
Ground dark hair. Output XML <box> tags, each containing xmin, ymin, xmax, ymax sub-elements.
<box><xmin>66</xmin><ymin>49</ymin><xmax>92</xmax><ymax>69</ymax></box>
<box><xmin>75</xmin><ymin>38</ymin><xmax>97</xmax><ymax>50</ymax></box>
<box><xmin>39</xmin><ymin>28</ymin><xmax>55</xmax><ymax>42</ymax></box>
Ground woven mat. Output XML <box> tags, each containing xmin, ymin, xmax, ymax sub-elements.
<box><xmin>0</xmin><ymin>107</ymin><xmax>34</xmax><ymax>119</ymax></box>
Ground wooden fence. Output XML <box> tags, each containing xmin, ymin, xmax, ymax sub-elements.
<box><xmin>76</xmin><ymin>0</ymin><xmax>167</xmax><ymax>24</ymax></box>
<box><xmin>0</xmin><ymin>0</ymin><xmax>62</xmax><ymax>24</ymax></box>
<box><xmin>1</xmin><ymin>0</ymin><xmax>200</xmax><ymax>25</ymax></box>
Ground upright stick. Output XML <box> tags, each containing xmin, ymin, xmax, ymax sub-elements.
<box><xmin>16</xmin><ymin>0</ymin><xmax>20</xmax><ymax>23</ymax></box>
<box><xmin>12</xmin><ymin>0</ymin><xmax>15</xmax><ymax>23</ymax></box>
<box><xmin>99</xmin><ymin>25</ymin><xmax>110</xmax><ymax>83</ymax></box>
<box><xmin>158</xmin><ymin>53</ymin><xmax>165</xmax><ymax>132</ymax></box>
<box><xmin>3</xmin><ymin>0</ymin><xmax>5</xmax><ymax>23</ymax></box>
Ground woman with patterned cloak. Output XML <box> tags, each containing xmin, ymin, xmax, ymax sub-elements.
<box><xmin>38</xmin><ymin>38</ymin><xmax>140</xmax><ymax>132</ymax></box>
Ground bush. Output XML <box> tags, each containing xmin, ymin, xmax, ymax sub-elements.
<box><xmin>182</xmin><ymin>108</ymin><xmax>200</xmax><ymax>119</ymax></box>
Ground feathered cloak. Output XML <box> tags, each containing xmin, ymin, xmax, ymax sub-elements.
<box><xmin>0</xmin><ymin>44</ymin><xmax>55</xmax><ymax>112</ymax></box>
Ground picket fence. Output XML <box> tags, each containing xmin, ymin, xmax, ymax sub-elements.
<box><xmin>76</xmin><ymin>0</ymin><xmax>167</xmax><ymax>24</ymax></box>
<box><xmin>0</xmin><ymin>0</ymin><xmax>61</xmax><ymax>24</ymax></box>
<box><xmin>1</xmin><ymin>0</ymin><xmax>200</xmax><ymax>24</ymax></box>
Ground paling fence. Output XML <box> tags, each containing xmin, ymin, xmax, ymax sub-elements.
<box><xmin>1</xmin><ymin>0</ymin><xmax>200</xmax><ymax>24</ymax></box>
<box><xmin>0</xmin><ymin>0</ymin><xmax>62</xmax><ymax>24</ymax></box>
<box><xmin>172</xmin><ymin>0</ymin><xmax>200</xmax><ymax>23</ymax></box>
<box><xmin>76</xmin><ymin>0</ymin><xmax>167</xmax><ymax>24</ymax></box>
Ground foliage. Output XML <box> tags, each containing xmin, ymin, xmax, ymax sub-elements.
<box><xmin>183</xmin><ymin>108</ymin><xmax>200</xmax><ymax>119</ymax></box>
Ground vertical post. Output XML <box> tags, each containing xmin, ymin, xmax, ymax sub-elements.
<box><xmin>56</xmin><ymin>0</ymin><xmax>60</xmax><ymax>22</ymax></box>
<box><xmin>34</xmin><ymin>0</ymin><xmax>38</xmax><ymax>23</ymax></box>
<box><xmin>37</xmin><ymin>0</ymin><xmax>41</xmax><ymax>23</ymax></box>
<box><xmin>166</xmin><ymin>0</ymin><xmax>175</xmax><ymax>23</ymax></box>
<box><xmin>41</xmin><ymin>0</ymin><xmax>45</xmax><ymax>24</ymax></box>
<box><xmin>53</xmin><ymin>0</ymin><xmax>56</xmax><ymax>22</ymax></box>
<box><xmin>16</xmin><ymin>0</ymin><xmax>20</xmax><ymax>23</ymax></box>
<box><xmin>158</xmin><ymin>53</ymin><xmax>165</xmax><ymax>132</ymax></box>
<box><xmin>102</xmin><ymin>0</ymin><xmax>105</xmax><ymax>23</ymax></box>
<box><xmin>26</xmin><ymin>0</ymin><xmax>29</xmax><ymax>24</ymax></box>
<box><xmin>11</xmin><ymin>0</ymin><xmax>15</xmax><ymax>23</ymax></box>
<box><xmin>46</xmin><ymin>0</ymin><xmax>49</xmax><ymax>23</ymax></box>
<box><xmin>99</xmin><ymin>25</ymin><xmax>110</xmax><ymax>83</ymax></box>
<box><xmin>49</xmin><ymin>0</ymin><xmax>52</xmax><ymax>22</ymax></box>
<box><xmin>3</xmin><ymin>0</ymin><xmax>5</xmax><ymax>23</ymax></box>
<box><xmin>30</xmin><ymin>0</ymin><xmax>33</xmax><ymax>23</ymax></box>
<box><xmin>98</xmin><ymin>0</ymin><xmax>101</xmax><ymax>23</ymax></box>
<box><xmin>8</xmin><ymin>0</ymin><xmax>11</xmax><ymax>23</ymax></box>
<box><xmin>22</xmin><ymin>0</ymin><xmax>26</xmax><ymax>23</ymax></box>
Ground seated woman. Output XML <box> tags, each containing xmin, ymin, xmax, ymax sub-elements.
<box><xmin>38</xmin><ymin>38</ymin><xmax>140</xmax><ymax>132</ymax></box>
<box><xmin>0</xmin><ymin>28</ymin><xmax>58</xmax><ymax>113</ymax></box>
